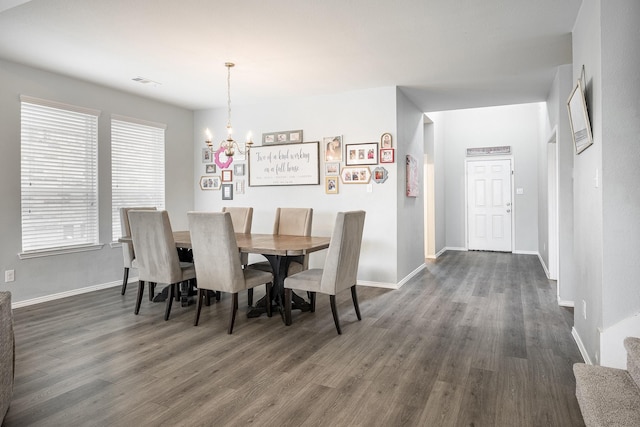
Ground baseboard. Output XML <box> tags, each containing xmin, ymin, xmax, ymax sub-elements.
<box><xmin>358</xmin><ymin>263</ymin><xmax>427</xmax><ymax>290</ymax></box>
<box><xmin>425</xmin><ymin>247</ymin><xmax>447</xmax><ymax>260</ymax></box>
<box><xmin>11</xmin><ymin>278</ymin><xmax>132</xmax><ymax>309</ymax></box>
<box><xmin>537</xmin><ymin>253</ymin><xmax>550</xmax><ymax>278</ymax></box>
<box><xmin>513</xmin><ymin>249</ymin><xmax>538</xmax><ymax>255</ymax></box>
<box><xmin>558</xmin><ymin>297</ymin><xmax>575</xmax><ymax>308</ymax></box>
<box><xmin>572</xmin><ymin>326</ymin><xmax>592</xmax><ymax>365</ymax></box>
<box><xmin>445</xmin><ymin>246</ymin><xmax>467</xmax><ymax>252</ymax></box>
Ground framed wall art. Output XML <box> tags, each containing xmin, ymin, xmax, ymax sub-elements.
<box><xmin>235</xmin><ymin>179</ymin><xmax>245</xmax><ymax>195</ymax></box>
<box><xmin>200</xmin><ymin>175</ymin><xmax>221</xmax><ymax>190</ymax></box>
<box><xmin>406</xmin><ymin>155</ymin><xmax>419</xmax><ymax>197</ymax></box>
<box><xmin>325</xmin><ymin>176</ymin><xmax>339</xmax><ymax>194</ymax></box>
<box><xmin>248</xmin><ymin>141</ymin><xmax>320</xmax><ymax>187</ymax></box>
<box><xmin>340</xmin><ymin>166</ymin><xmax>371</xmax><ymax>184</ymax></box>
<box><xmin>262</xmin><ymin>129</ymin><xmax>303</xmax><ymax>145</ymax></box>
<box><xmin>345</xmin><ymin>142</ymin><xmax>378</xmax><ymax>166</ymax></box>
<box><xmin>222</xmin><ymin>183</ymin><xmax>233</xmax><ymax>200</ymax></box>
<box><xmin>372</xmin><ymin>167</ymin><xmax>388</xmax><ymax>184</ymax></box>
<box><xmin>323</xmin><ymin>135</ymin><xmax>342</xmax><ymax>162</ymax></box>
<box><xmin>202</xmin><ymin>148</ymin><xmax>212</xmax><ymax>163</ymax></box>
<box><xmin>205</xmin><ymin>164</ymin><xmax>216</xmax><ymax>174</ymax></box>
<box><xmin>380</xmin><ymin>148</ymin><xmax>394</xmax><ymax>163</ymax></box>
<box><xmin>221</xmin><ymin>169</ymin><xmax>233</xmax><ymax>182</ymax></box>
<box><xmin>567</xmin><ymin>79</ymin><xmax>593</xmax><ymax>154</ymax></box>
<box><xmin>325</xmin><ymin>162</ymin><xmax>340</xmax><ymax>176</ymax></box>
<box><xmin>233</xmin><ymin>163</ymin><xmax>245</xmax><ymax>176</ymax></box>
<box><xmin>381</xmin><ymin>132</ymin><xmax>392</xmax><ymax>148</ymax></box>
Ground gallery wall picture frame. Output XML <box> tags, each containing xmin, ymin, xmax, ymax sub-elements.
<box><xmin>205</xmin><ymin>164</ymin><xmax>216</xmax><ymax>174</ymax></box>
<box><xmin>380</xmin><ymin>148</ymin><xmax>395</xmax><ymax>163</ymax></box>
<box><xmin>222</xmin><ymin>183</ymin><xmax>233</xmax><ymax>200</ymax></box>
<box><xmin>235</xmin><ymin>179</ymin><xmax>245</xmax><ymax>195</ymax></box>
<box><xmin>221</xmin><ymin>169</ymin><xmax>233</xmax><ymax>182</ymax></box>
<box><xmin>323</xmin><ymin>135</ymin><xmax>343</xmax><ymax>162</ymax></box>
<box><xmin>325</xmin><ymin>176</ymin><xmax>339</xmax><ymax>194</ymax></box>
<box><xmin>345</xmin><ymin>142</ymin><xmax>378</xmax><ymax>166</ymax></box>
<box><xmin>248</xmin><ymin>141</ymin><xmax>320</xmax><ymax>187</ymax></box>
<box><xmin>381</xmin><ymin>132</ymin><xmax>393</xmax><ymax>149</ymax></box>
<box><xmin>372</xmin><ymin>167</ymin><xmax>388</xmax><ymax>184</ymax></box>
<box><xmin>202</xmin><ymin>148</ymin><xmax>212</xmax><ymax>163</ymax></box>
<box><xmin>233</xmin><ymin>163</ymin><xmax>245</xmax><ymax>176</ymax></box>
<box><xmin>325</xmin><ymin>162</ymin><xmax>340</xmax><ymax>176</ymax></box>
<box><xmin>340</xmin><ymin>166</ymin><xmax>371</xmax><ymax>184</ymax></box>
<box><xmin>567</xmin><ymin>79</ymin><xmax>593</xmax><ymax>155</ymax></box>
<box><xmin>200</xmin><ymin>175</ymin><xmax>221</xmax><ymax>190</ymax></box>
<box><xmin>262</xmin><ymin>129</ymin><xmax>303</xmax><ymax>145</ymax></box>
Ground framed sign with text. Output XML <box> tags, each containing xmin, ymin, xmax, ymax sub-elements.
<box><xmin>248</xmin><ymin>142</ymin><xmax>320</xmax><ymax>187</ymax></box>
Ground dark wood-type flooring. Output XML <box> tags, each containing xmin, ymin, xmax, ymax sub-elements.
<box><xmin>3</xmin><ymin>251</ymin><xmax>585</xmax><ymax>426</ymax></box>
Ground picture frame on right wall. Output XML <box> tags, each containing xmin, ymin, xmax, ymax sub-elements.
<box><xmin>567</xmin><ymin>79</ymin><xmax>593</xmax><ymax>154</ymax></box>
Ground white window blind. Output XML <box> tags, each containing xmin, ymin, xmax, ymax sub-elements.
<box><xmin>20</xmin><ymin>96</ymin><xmax>99</xmax><ymax>253</ymax></box>
<box><xmin>111</xmin><ymin>116</ymin><xmax>165</xmax><ymax>241</ymax></box>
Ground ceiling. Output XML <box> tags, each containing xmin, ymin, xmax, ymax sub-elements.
<box><xmin>0</xmin><ymin>0</ymin><xmax>582</xmax><ymax>112</ymax></box>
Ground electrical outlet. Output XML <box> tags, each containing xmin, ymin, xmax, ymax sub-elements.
<box><xmin>582</xmin><ymin>300</ymin><xmax>587</xmax><ymax>320</ymax></box>
<box><xmin>4</xmin><ymin>270</ymin><xmax>15</xmax><ymax>282</ymax></box>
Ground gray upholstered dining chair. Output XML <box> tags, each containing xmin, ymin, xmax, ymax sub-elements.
<box><xmin>222</xmin><ymin>206</ymin><xmax>253</xmax><ymax>267</ymax></box>
<box><xmin>188</xmin><ymin>212</ymin><xmax>274</xmax><ymax>333</ymax></box>
<box><xmin>284</xmin><ymin>210</ymin><xmax>366</xmax><ymax>334</ymax></box>
<box><xmin>128</xmin><ymin>210</ymin><xmax>196</xmax><ymax>321</ymax></box>
<box><xmin>119</xmin><ymin>206</ymin><xmax>156</xmax><ymax>296</ymax></box>
<box><xmin>248</xmin><ymin>207</ymin><xmax>313</xmax><ymax>305</ymax></box>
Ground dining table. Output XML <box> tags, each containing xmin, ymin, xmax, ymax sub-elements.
<box><xmin>120</xmin><ymin>232</ymin><xmax>331</xmax><ymax>320</ymax></box>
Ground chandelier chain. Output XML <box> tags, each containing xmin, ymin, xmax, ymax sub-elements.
<box><xmin>226</xmin><ymin>63</ymin><xmax>232</xmax><ymax>129</ymax></box>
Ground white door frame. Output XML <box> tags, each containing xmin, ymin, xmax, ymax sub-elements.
<box><xmin>548</xmin><ymin>129</ymin><xmax>559</xmax><ymax>281</ymax></box>
<box><xmin>464</xmin><ymin>155</ymin><xmax>515</xmax><ymax>251</ymax></box>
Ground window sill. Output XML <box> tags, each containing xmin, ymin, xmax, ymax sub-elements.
<box><xmin>18</xmin><ymin>243</ymin><xmax>105</xmax><ymax>259</ymax></box>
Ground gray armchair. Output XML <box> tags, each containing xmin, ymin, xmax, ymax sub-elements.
<box><xmin>128</xmin><ymin>210</ymin><xmax>196</xmax><ymax>320</ymax></box>
<box><xmin>284</xmin><ymin>210</ymin><xmax>366</xmax><ymax>334</ymax></box>
<box><xmin>249</xmin><ymin>207</ymin><xmax>312</xmax><ymax>305</ymax></box>
<box><xmin>188</xmin><ymin>212</ymin><xmax>273</xmax><ymax>333</ymax></box>
<box><xmin>119</xmin><ymin>206</ymin><xmax>156</xmax><ymax>296</ymax></box>
<box><xmin>0</xmin><ymin>291</ymin><xmax>14</xmax><ymax>423</ymax></box>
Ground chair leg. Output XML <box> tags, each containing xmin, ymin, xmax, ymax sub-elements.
<box><xmin>309</xmin><ymin>292</ymin><xmax>316</xmax><ymax>313</ymax></box>
<box><xmin>134</xmin><ymin>280</ymin><xmax>145</xmax><ymax>315</ymax></box>
<box><xmin>194</xmin><ymin>288</ymin><xmax>204</xmax><ymax>326</ymax></box>
<box><xmin>148</xmin><ymin>282</ymin><xmax>155</xmax><ymax>301</ymax></box>
<box><xmin>265</xmin><ymin>283</ymin><xmax>272</xmax><ymax>318</ymax></box>
<box><xmin>216</xmin><ymin>291</ymin><xmax>221</xmax><ymax>301</ymax></box>
<box><xmin>330</xmin><ymin>295</ymin><xmax>342</xmax><ymax>335</ymax></box>
<box><xmin>121</xmin><ymin>267</ymin><xmax>129</xmax><ymax>295</ymax></box>
<box><xmin>247</xmin><ymin>288</ymin><xmax>254</xmax><ymax>306</ymax></box>
<box><xmin>165</xmin><ymin>283</ymin><xmax>175</xmax><ymax>321</ymax></box>
<box><xmin>351</xmin><ymin>286</ymin><xmax>362</xmax><ymax>321</ymax></box>
<box><xmin>228</xmin><ymin>293</ymin><xmax>238</xmax><ymax>334</ymax></box>
<box><xmin>284</xmin><ymin>288</ymin><xmax>292</xmax><ymax>326</ymax></box>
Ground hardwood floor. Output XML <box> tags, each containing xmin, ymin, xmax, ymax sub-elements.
<box><xmin>3</xmin><ymin>251</ymin><xmax>585</xmax><ymax>426</ymax></box>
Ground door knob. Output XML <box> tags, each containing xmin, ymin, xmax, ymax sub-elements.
<box><xmin>507</xmin><ymin>209</ymin><xmax>511</xmax><ymax>213</ymax></box>
<box><xmin>506</xmin><ymin>202</ymin><xmax>511</xmax><ymax>206</ymax></box>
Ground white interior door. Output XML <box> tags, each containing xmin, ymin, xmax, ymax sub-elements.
<box><xmin>467</xmin><ymin>159</ymin><xmax>512</xmax><ymax>252</ymax></box>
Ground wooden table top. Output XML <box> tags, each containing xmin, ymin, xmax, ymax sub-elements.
<box><xmin>121</xmin><ymin>232</ymin><xmax>330</xmax><ymax>256</ymax></box>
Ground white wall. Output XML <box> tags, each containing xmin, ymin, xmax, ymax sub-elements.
<box><xmin>429</xmin><ymin>103</ymin><xmax>542</xmax><ymax>253</ymax></box>
<box><xmin>0</xmin><ymin>59</ymin><xmax>194</xmax><ymax>303</ymax></box>
<box><xmin>193</xmin><ymin>86</ymin><xmax>424</xmax><ymax>285</ymax></box>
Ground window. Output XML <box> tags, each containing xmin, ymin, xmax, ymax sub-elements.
<box><xmin>20</xmin><ymin>96</ymin><xmax>100</xmax><ymax>255</ymax></box>
<box><xmin>111</xmin><ymin>115</ymin><xmax>165</xmax><ymax>241</ymax></box>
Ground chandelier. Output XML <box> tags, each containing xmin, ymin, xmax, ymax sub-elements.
<box><xmin>205</xmin><ymin>62</ymin><xmax>253</xmax><ymax>157</ymax></box>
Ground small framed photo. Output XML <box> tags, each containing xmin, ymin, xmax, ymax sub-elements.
<box><xmin>323</xmin><ymin>136</ymin><xmax>342</xmax><ymax>162</ymax></box>
<box><xmin>372</xmin><ymin>167</ymin><xmax>388</xmax><ymax>184</ymax></box>
<box><xmin>325</xmin><ymin>162</ymin><xmax>340</xmax><ymax>176</ymax></box>
<box><xmin>233</xmin><ymin>163</ymin><xmax>245</xmax><ymax>176</ymax></box>
<box><xmin>345</xmin><ymin>143</ymin><xmax>378</xmax><ymax>166</ymax></box>
<box><xmin>221</xmin><ymin>169</ymin><xmax>233</xmax><ymax>182</ymax></box>
<box><xmin>205</xmin><ymin>164</ymin><xmax>216</xmax><ymax>174</ymax></box>
<box><xmin>340</xmin><ymin>166</ymin><xmax>371</xmax><ymax>184</ymax></box>
<box><xmin>262</xmin><ymin>129</ymin><xmax>303</xmax><ymax>145</ymax></box>
<box><xmin>325</xmin><ymin>176</ymin><xmax>339</xmax><ymax>194</ymax></box>
<box><xmin>200</xmin><ymin>175</ymin><xmax>221</xmax><ymax>190</ymax></box>
<box><xmin>222</xmin><ymin>183</ymin><xmax>233</xmax><ymax>200</ymax></box>
<box><xmin>380</xmin><ymin>148</ymin><xmax>395</xmax><ymax>163</ymax></box>
<box><xmin>202</xmin><ymin>148</ymin><xmax>212</xmax><ymax>163</ymax></box>
<box><xmin>381</xmin><ymin>132</ymin><xmax>393</xmax><ymax>148</ymax></box>
<box><xmin>235</xmin><ymin>179</ymin><xmax>245</xmax><ymax>195</ymax></box>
